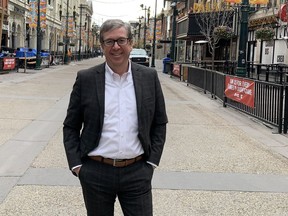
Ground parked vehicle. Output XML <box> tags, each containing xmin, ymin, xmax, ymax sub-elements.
<box><xmin>129</xmin><ymin>48</ymin><xmax>150</xmax><ymax>67</ymax></box>
<box><xmin>15</xmin><ymin>48</ymin><xmax>50</xmax><ymax>58</ymax></box>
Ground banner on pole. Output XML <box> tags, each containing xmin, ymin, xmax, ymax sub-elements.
<box><xmin>249</xmin><ymin>0</ymin><xmax>268</xmax><ymax>4</ymax></box>
<box><xmin>28</xmin><ymin>0</ymin><xmax>47</xmax><ymax>30</ymax></box>
<box><xmin>28</xmin><ymin>0</ymin><xmax>37</xmax><ymax>29</ymax></box>
<box><xmin>225</xmin><ymin>0</ymin><xmax>241</xmax><ymax>4</ymax></box>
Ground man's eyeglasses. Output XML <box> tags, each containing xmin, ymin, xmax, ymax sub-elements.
<box><xmin>102</xmin><ymin>38</ymin><xmax>130</xmax><ymax>47</ymax></box>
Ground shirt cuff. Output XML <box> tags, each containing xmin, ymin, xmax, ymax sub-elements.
<box><xmin>146</xmin><ymin>161</ymin><xmax>157</xmax><ymax>169</ymax></box>
<box><xmin>71</xmin><ymin>164</ymin><xmax>82</xmax><ymax>171</ymax></box>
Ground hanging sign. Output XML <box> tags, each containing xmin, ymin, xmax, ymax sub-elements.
<box><xmin>279</xmin><ymin>4</ymin><xmax>288</xmax><ymax>22</ymax></box>
<box><xmin>40</xmin><ymin>0</ymin><xmax>47</xmax><ymax>30</ymax></box>
<box><xmin>28</xmin><ymin>0</ymin><xmax>37</xmax><ymax>29</ymax></box>
<box><xmin>249</xmin><ymin>0</ymin><xmax>268</xmax><ymax>4</ymax></box>
<box><xmin>28</xmin><ymin>0</ymin><xmax>47</xmax><ymax>30</ymax></box>
<box><xmin>225</xmin><ymin>76</ymin><xmax>255</xmax><ymax>108</ymax></box>
<box><xmin>225</xmin><ymin>0</ymin><xmax>241</xmax><ymax>4</ymax></box>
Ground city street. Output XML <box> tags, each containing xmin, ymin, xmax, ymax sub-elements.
<box><xmin>0</xmin><ymin>57</ymin><xmax>288</xmax><ymax>215</ymax></box>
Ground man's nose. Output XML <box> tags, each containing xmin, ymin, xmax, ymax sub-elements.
<box><xmin>112</xmin><ymin>41</ymin><xmax>121</xmax><ymax>48</ymax></box>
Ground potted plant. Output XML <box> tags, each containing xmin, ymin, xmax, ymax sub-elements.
<box><xmin>213</xmin><ymin>26</ymin><xmax>234</xmax><ymax>40</ymax></box>
<box><xmin>255</xmin><ymin>27</ymin><xmax>275</xmax><ymax>41</ymax></box>
<box><xmin>58</xmin><ymin>42</ymin><xmax>64</xmax><ymax>46</ymax></box>
<box><xmin>69</xmin><ymin>43</ymin><xmax>75</xmax><ymax>47</ymax></box>
<box><xmin>157</xmin><ymin>44</ymin><xmax>163</xmax><ymax>49</ymax></box>
<box><xmin>145</xmin><ymin>44</ymin><xmax>151</xmax><ymax>50</ymax></box>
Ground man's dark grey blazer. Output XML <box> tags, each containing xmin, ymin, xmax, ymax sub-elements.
<box><xmin>63</xmin><ymin>62</ymin><xmax>168</xmax><ymax>171</ymax></box>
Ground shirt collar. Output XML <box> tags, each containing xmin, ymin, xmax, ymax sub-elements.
<box><xmin>105</xmin><ymin>61</ymin><xmax>132</xmax><ymax>82</ymax></box>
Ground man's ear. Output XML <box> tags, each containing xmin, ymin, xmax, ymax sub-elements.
<box><xmin>129</xmin><ymin>40</ymin><xmax>134</xmax><ymax>51</ymax></box>
<box><xmin>130</xmin><ymin>39</ymin><xmax>134</xmax><ymax>46</ymax></box>
<box><xmin>100</xmin><ymin>45</ymin><xmax>105</xmax><ymax>53</ymax></box>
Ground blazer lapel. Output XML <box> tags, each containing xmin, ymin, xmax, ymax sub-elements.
<box><xmin>94</xmin><ymin>63</ymin><xmax>106</xmax><ymax>126</ymax></box>
<box><xmin>131</xmin><ymin>63</ymin><xmax>143</xmax><ymax>120</ymax></box>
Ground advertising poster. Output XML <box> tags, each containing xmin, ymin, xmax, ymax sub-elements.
<box><xmin>3</xmin><ymin>58</ymin><xmax>16</xmax><ymax>70</ymax></box>
<box><xmin>173</xmin><ymin>64</ymin><xmax>180</xmax><ymax>77</ymax></box>
<box><xmin>225</xmin><ymin>76</ymin><xmax>255</xmax><ymax>108</ymax></box>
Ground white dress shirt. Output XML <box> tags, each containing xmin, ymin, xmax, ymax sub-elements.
<box><xmin>88</xmin><ymin>62</ymin><xmax>144</xmax><ymax>159</ymax></box>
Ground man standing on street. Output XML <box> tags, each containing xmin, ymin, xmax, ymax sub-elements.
<box><xmin>63</xmin><ymin>19</ymin><xmax>168</xmax><ymax>216</ymax></box>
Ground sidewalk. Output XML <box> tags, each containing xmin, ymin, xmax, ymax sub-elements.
<box><xmin>0</xmin><ymin>58</ymin><xmax>288</xmax><ymax>215</ymax></box>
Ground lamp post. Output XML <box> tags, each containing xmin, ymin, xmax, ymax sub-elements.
<box><xmin>35</xmin><ymin>0</ymin><xmax>42</xmax><ymax>70</ymax></box>
<box><xmin>137</xmin><ymin>17</ymin><xmax>142</xmax><ymax>48</ymax></box>
<box><xmin>78</xmin><ymin>4</ymin><xmax>84</xmax><ymax>61</ymax></box>
<box><xmin>63</xmin><ymin>0</ymin><xmax>70</xmax><ymax>64</ymax></box>
<box><xmin>170</xmin><ymin>0</ymin><xmax>177</xmax><ymax>62</ymax></box>
<box><xmin>236</xmin><ymin>0</ymin><xmax>249</xmax><ymax>77</ymax></box>
<box><xmin>151</xmin><ymin>0</ymin><xmax>158</xmax><ymax>68</ymax></box>
<box><xmin>140</xmin><ymin>4</ymin><xmax>150</xmax><ymax>50</ymax></box>
<box><xmin>86</xmin><ymin>15</ymin><xmax>91</xmax><ymax>58</ymax></box>
<box><xmin>91</xmin><ymin>23</ymin><xmax>99</xmax><ymax>55</ymax></box>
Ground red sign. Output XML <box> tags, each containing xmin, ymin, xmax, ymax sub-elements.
<box><xmin>3</xmin><ymin>57</ymin><xmax>16</xmax><ymax>70</ymax></box>
<box><xmin>173</xmin><ymin>64</ymin><xmax>180</xmax><ymax>77</ymax></box>
<box><xmin>225</xmin><ymin>76</ymin><xmax>255</xmax><ymax>108</ymax></box>
<box><xmin>279</xmin><ymin>4</ymin><xmax>287</xmax><ymax>22</ymax></box>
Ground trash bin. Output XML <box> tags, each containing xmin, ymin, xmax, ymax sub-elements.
<box><xmin>163</xmin><ymin>57</ymin><xmax>171</xmax><ymax>74</ymax></box>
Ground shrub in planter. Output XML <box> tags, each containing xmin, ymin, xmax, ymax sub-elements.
<box><xmin>255</xmin><ymin>27</ymin><xmax>274</xmax><ymax>41</ymax></box>
<box><xmin>58</xmin><ymin>42</ymin><xmax>64</xmax><ymax>46</ymax></box>
<box><xmin>145</xmin><ymin>44</ymin><xmax>151</xmax><ymax>50</ymax></box>
<box><xmin>157</xmin><ymin>44</ymin><xmax>163</xmax><ymax>49</ymax></box>
<box><xmin>69</xmin><ymin>43</ymin><xmax>75</xmax><ymax>47</ymax></box>
<box><xmin>213</xmin><ymin>26</ymin><xmax>234</xmax><ymax>40</ymax></box>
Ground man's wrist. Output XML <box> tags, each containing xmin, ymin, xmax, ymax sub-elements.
<box><xmin>146</xmin><ymin>161</ymin><xmax>157</xmax><ymax>169</ymax></box>
<box><xmin>72</xmin><ymin>165</ymin><xmax>82</xmax><ymax>176</ymax></box>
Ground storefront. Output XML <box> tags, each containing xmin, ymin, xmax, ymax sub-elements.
<box><xmin>0</xmin><ymin>0</ymin><xmax>9</xmax><ymax>48</ymax></box>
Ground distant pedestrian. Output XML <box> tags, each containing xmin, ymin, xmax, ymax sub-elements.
<box><xmin>67</xmin><ymin>48</ymin><xmax>72</xmax><ymax>62</ymax></box>
<box><xmin>63</xmin><ymin>19</ymin><xmax>168</xmax><ymax>216</ymax></box>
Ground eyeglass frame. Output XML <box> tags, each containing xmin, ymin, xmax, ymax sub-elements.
<box><xmin>101</xmin><ymin>38</ymin><xmax>131</xmax><ymax>47</ymax></box>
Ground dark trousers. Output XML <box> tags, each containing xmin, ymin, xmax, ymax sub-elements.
<box><xmin>78</xmin><ymin>158</ymin><xmax>154</xmax><ymax>216</ymax></box>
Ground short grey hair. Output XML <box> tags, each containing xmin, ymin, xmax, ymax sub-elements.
<box><xmin>99</xmin><ymin>19</ymin><xmax>132</xmax><ymax>43</ymax></box>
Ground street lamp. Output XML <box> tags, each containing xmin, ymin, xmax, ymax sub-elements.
<box><xmin>137</xmin><ymin>17</ymin><xmax>143</xmax><ymax>48</ymax></box>
<box><xmin>170</xmin><ymin>0</ymin><xmax>177</xmax><ymax>62</ymax></box>
<box><xmin>236</xmin><ymin>0</ymin><xmax>249</xmax><ymax>77</ymax></box>
<box><xmin>59</xmin><ymin>1</ymin><xmax>76</xmax><ymax>64</ymax></box>
<box><xmin>78</xmin><ymin>4</ymin><xmax>85</xmax><ymax>61</ymax></box>
<box><xmin>35</xmin><ymin>0</ymin><xmax>42</xmax><ymax>70</ymax></box>
<box><xmin>63</xmin><ymin>0</ymin><xmax>70</xmax><ymax>65</ymax></box>
<box><xmin>85</xmin><ymin>14</ymin><xmax>91</xmax><ymax>57</ymax></box>
<box><xmin>140</xmin><ymin>4</ymin><xmax>150</xmax><ymax>49</ymax></box>
<box><xmin>91</xmin><ymin>23</ymin><xmax>99</xmax><ymax>55</ymax></box>
<box><xmin>151</xmin><ymin>0</ymin><xmax>158</xmax><ymax>68</ymax></box>
<box><xmin>130</xmin><ymin>21</ymin><xmax>139</xmax><ymax>46</ymax></box>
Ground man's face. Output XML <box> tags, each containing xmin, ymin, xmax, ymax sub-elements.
<box><xmin>101</xmin><ymin>27</ymin><xmax>133</xmax><ymax>71</ymax></box>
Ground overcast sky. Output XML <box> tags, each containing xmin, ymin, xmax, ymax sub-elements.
<box><xmin>92</xmin><ymin>0</ymin><xmax>165</xmax><ymax>26</ymax></box>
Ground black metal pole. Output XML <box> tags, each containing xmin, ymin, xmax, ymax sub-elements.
<box><xmin>171</xmin><ymin>1</ymin><xmax>177</xmax><ymax>62</ymax></box>
<box><xmin>236</xmin><ymin>0</ymin><xmax>249</xmax><ymax>77</ymax></box>
<box><xmin>144</xmin><ymin>8</ymin><xmax>147</xmax><ymax>49</ymax></box>
<box><xmin>151</xmin><ymin>0</ymin><xmax>157</xmax><ymax>68</ymax></box>
<box><xmin>87</xmin><ymin>16</ymin><xmax>90</xmax><ymax>57</ymax></box>
<box><xmin>138</xmin><ymin>22</ymin><xmax>141</xmax><ymax>48</ymax></box>
<box><xmin>78</xmin><ymin>5</ymin><xmax>83</xmax><ymax>61</ymax></box>
<box><xmin>64</xmin><ymin>0</ymin><xmax>69</xmax><ymax>64</ymax></box>
<box><xmin>35</xmin><ymin>0</ymin><xmax>42</xmax><ymax>70</ymax></box>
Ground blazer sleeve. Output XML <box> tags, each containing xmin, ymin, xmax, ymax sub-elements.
<box><xmin>63</xmin><ymin>72</ymin><xmax>83</xmax><ymax>170</ymax></box>
<box><xmin>147</xmin><ymin>72</ymin><xmax>168</xmax><ymax>165</ymax></box>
